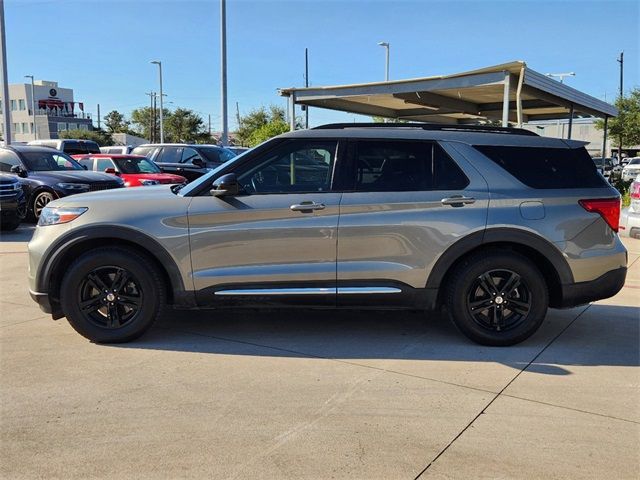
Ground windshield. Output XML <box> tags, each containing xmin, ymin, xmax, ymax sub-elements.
<box><xmin>628</xmin><ymin>158</ymin><xmax>640</xmax><ymax>166</ymax></box>
<box><xmin>22</xmin><ymin>151</ymin><xmax>84</xmax><ymax>171</ymax></box>
<box><xmin>200</xmin><ymin>146</ymin><xmax>236</xmax><ymax>164</ymax></box>
<box><xmin>114</xmin><ymin>157</ymin><xmax>161</xmax><ymax>174</ymax></box>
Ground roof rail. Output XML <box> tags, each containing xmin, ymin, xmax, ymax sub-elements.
<box><xmin>312</xmin><ymin>122</ymin><xmax>539</xmax><ymax>136</ymax></box>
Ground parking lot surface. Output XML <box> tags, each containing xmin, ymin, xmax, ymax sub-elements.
<box><xmin>1</xmin><ymin>225</ymin><xmax>639</xmax><ymax>479</ymax></box>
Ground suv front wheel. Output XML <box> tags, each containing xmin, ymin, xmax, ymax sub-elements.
<box><xmin>60</xmin><ymin>247</ymin><xmax>165</xmax><ymax>343</ymax></box>
<box><xmin>446</xmin><ymin>250</ymin><xmax>549</xmax><ymax>346</ymax></box>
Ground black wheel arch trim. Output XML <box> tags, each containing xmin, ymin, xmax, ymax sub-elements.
<box><xmin>425</xmin><ymin>227</ymin><xmax>574</xmax><ymax>289</ymax></box>
<box><xmin>37</xmin><ymin>225</ymin><xmax>193</xmax><ymax>307</ymax></box>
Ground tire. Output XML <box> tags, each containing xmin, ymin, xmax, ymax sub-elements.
<box><xmin>60</xmin><ymin>247</ymin><xmax>166</xmax><ymax>343</ymax></box>
<box><xmin>30</xmin><ymin>190</ymin><xmax>55</xmax><ymax>221</ymax></box>
<box><xmin>446</xmin><ymin>250</ymin><xmax>549</xmax><ymax>346</ymax></box>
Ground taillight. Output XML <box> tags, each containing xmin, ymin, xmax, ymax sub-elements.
<box><xmin>579</xmin><ymin>198</ymin><xmax>621</xmax><ymax>232</ymax></box>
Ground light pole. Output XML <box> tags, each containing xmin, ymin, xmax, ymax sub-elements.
<box><xmin>24</xmin><ymin>75</ymin><xmax>36</xmax><ymax>139</ymax></box>
<box><xmin>378</xmin><ymin>41</ymin><xmax>390</xmax><ymax>82</ymax></box>
<box><xmin>150</xmin><ymin>60</ymin><xmax>164</xmax><ymax>143</ymax></box>
<box><xmin>220</xmin><ymin>0</ymin><xmax>228</xmax><ymax>146</ymax></box>
<box><xmin>0</xmin><ymin>0</ymin><xmax>11</xmax><ymax>145</ymax></box>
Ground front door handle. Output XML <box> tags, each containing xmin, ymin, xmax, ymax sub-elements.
<box><xmin>441</xmin><ymin>195</ymin><xmax>476</xmax><ymax>207</ymax></box>
<box><xmin>290</xmin><ymin>201</ymin><xmax>326</xmax><ymax>212</ymax></box>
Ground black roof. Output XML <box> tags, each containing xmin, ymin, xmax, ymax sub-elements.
<box><xmin>2</xmin><ymin>145</ymin><xmax>63</xmax><ymax>153</ymax></box>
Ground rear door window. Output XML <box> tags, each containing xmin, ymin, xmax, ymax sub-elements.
<box><xmin>475</xmin><ymin>145</ymin><xmax>607</xmax><ymax>189</ymax></box>
<box><xmin>348</xmin><ymin>140</ymin><xmax>468</xmax><ymax>192</ymax></box>
<box><xmin>157</xmin><ymin>147</ymin><xmax>181</xmax><ymax>163</ymax></box>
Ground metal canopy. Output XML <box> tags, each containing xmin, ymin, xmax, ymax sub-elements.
<box><xmin>279</xmin><ymin>61</ymin><xmax>617</xmax><ymax>131</ymax></box>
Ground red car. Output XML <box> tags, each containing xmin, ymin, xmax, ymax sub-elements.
<box><xmin>72</xmin><ymin>154</ymin><xmax>187</xmax><ymax>187</ymax></box>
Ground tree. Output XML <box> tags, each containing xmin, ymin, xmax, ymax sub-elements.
<box><xmin>165</xmin><ymin>108</ymin><xmax>208</xmax><ymax>143</ymax></box>
<box><xmin>595</xmin><ymin>88</ymin><xmax>640</xmax><ymax>149</ymax></box>
<box><xmin>130</xmin><ymin>106</ymin><xmax>170</xmax><ymax>142</ymax></box>
<box><xmin>103</xmin><ymin>110</ymin><xmax>131</xmax><ymax>134</ymax></box>
<box><xmin>60</xmin><ymin>129</ymin><xmax>113</xmax><ymax>146</ymax></box>
<box><xmin>237</xmin><ymin>105</ymin><xmax>291</xmax><ymax>147</ymax></box>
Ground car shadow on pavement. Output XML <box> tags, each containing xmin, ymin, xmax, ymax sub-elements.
<box><xmin>108</xmin><ymin>303</ymin><xmax>640</xmax><ymax>374</ymax></box>
<box><xmin>0</xmin><ymin>224</ymin><xmax>35</xmax><ymax>243</ymax></box>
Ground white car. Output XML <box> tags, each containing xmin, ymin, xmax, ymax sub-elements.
<box><xmin>619</xmin><ymin>175</ymin><xmax>640</xmax><ymax>238</ymax></box>
<box><xmin>621</xmin><ymin>157</ymin><xmax>640</xmax><ymax>182</ymax></box>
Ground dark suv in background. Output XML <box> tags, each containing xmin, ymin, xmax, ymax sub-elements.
<box><xmin>27</xmin><ymin>139</ymin><xmax>101</xmax><ymax>155</ymax></box>
<box><xmin>0</xmin><ymin>145</ymin><xmax>124</xmax><ymax>220</ymax></box>
<box><xmin>131</xmin><ymin>144</ymin><xmax>236</xmax><ymax>182</ymax></box>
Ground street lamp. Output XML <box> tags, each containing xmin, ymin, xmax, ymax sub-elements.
<box><xmin>378</xmin><ymin>41</ymin><xmax>390</xmax><ymax>82</ymax></box>
<box><xmin>150</xmin><ymin>60</ymin><xmax>164</xmax><ymax>143</ymax></box>
<box><xmin>545</xmin><ymin>72</ymin><xmax>575</xmax><ymax>84</ymax></box>
<box><xmin>24</xmin><ymin>75</ymin><xmax>36</xmax><ymax>140</ymax></box>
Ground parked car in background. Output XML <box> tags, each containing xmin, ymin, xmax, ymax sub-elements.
<box><xmin>100</xmin><ymin>146</ymin><xmax>135</xmax><ymax>155</ymax></box>
<box><xmin>0</xmin><ymin>145</ymin><xmax>124</xmax><ymax>220</ymax></box>
<box><xmin>29</xmin><ymin>123</ymin><xmax>626</xmax><ymax>346</ymax></box>
<box><xmin>621</xmin><ymin>158</ymin><xmax>640</xmax><ymax>182</ymax></box>
<box><xmin>0</xmin><ymin>173</ymin><xmax>27</xmax><ymax>231</ymax></box>
<box><xmin>27</xmin><ymin>139</ymin><xmax>101</xmax><ymax>155</ymax></box>
<box><xmin>130</xmin><ymin>144</ymin><xmax>236</xmax><ymax>182</ymax></box>
<box><xmin>227</xmin><ymin>146</ymin><xmax>250</xmax><ymax>156</ymax></box>
<box><xmin>73</xmin><ymin>154</ymin><xmax>187</xmax><ymax>187</ymax></box>
<box><xmin>592</xmin><ymin>157</ymin><xmax>613</xmax><ymax>181</ymax></box>
<box><xmin>619</xmin><ymin>174</ymin><xmax>640</xmax><ymax>239</ymax></box>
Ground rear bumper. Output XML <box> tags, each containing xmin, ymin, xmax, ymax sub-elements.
<box><xmin>29</xmin><ymin>289</ymin><xmax>64</xmax><ymax>319</ymax></box>
<box><xmin>559</xmin><ymin>267</ymin><xmax>627</xmax><ymax>308</ymax></box>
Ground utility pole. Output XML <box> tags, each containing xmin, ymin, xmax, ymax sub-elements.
<box><xmin>304</xmin><ymin>48</ymin><xmax>309</xmax><ymax>129</ymax></box>
<box><xmin>150</xmin><ymin>60</ymin><xmax>164</xmax><ymax>142</ymax></box>
<box><xmin>220</xmin><ymin>0</ymin><xmax>228</xmax><ymax>146</ymax></box>
<box><xmin>378</xmin><ymin>42</ymin><xmax>390</xmax><ymax>81</ymax></box>
<box><xmin>617</xmin><ymin>51</ymin><xmax>624</xmax><ymax>160</ymax></box>
<box><xmin>25</xmin><ymin>75</ymin><xmax>36</xmax><ymax>140</ymax></box>
<box><xmin>235</xmin><ymin>101</ymin><xmax>241</xmax><ymax>128</ymax></box>
<box><xmin>0</xmin><ymin>0</ymin><xmax>12</xmax><ymax>145</ymax></box>
<box><xmin>208</xmin><ymin>113</ymin><xmax>211</xmax><ymax>138</ymax></box>
<box><xmin>96</xmin><ymin>103</ymin><xmax>101</xmax><ymax>130</ymax></box>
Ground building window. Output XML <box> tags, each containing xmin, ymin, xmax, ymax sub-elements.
<box><xmin>58</xmin><ymin>122</ymin><xmax>67</xmax><ymax>132</ymax></box>
<box><xmin>79</xmin><ymin>124</ymin><xmax>89</xmax><ymax>131</ymax></box>
<box><xmin>18</xmin><ymin>99</ymin><xmax>26</xmax><ymax>110</ymax></box>
<box><xmin>67</xmin><ymin>123</ymin><xmax>77</xmax><ymax>131</ymax></box>
<box><xmin>10</xmin><ymin>100</ymin><xmax>16</xmax><ymax>111</ymax></box>
<box><xmin>30</xmin><ymin>122</ymin><xmax>34</xmax><ymax>134</ymax></box>
<box><xmin>21</xmin><ymin>122</ymin><xmax>28</xmax><ymax>133</ymax></box>
<box><xmin>12</xmin><ymin>123</ymin><xmax>20</xmax><ymax>133</ymax></box>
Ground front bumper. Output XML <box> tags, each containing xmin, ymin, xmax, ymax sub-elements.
<box><xmin>29</xmin><ymin>289</ymin><xmax>64</xmax><ymax>319</ymax></box>
<box><xmin>559</xmin><ymin>266</ymin><xmax>627</xmax><ymax>308</ymax></box>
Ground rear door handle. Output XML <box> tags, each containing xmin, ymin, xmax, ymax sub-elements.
<box><xmin>290</xmin><ymin>201</ymin><xmax>326</xmax><ymax>212</ymax></box>
<box><xmin>441</xmin><ymin>195</ymin><xmax>476</xmax><ymax>207</ymax></box>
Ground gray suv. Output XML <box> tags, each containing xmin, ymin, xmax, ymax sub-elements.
<box><xmin>28</xmin><ymin>124</ymin><xmax>627</xmax><ymax>346</ymax></box>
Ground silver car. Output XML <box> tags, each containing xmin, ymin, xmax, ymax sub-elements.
<box><xmin>28</xmin><ymin>124</ymin><xmax>627</xmax><ymax>346</ymax></box>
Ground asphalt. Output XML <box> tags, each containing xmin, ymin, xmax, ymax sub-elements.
<box><xmin>1</xmin><ymin>224</ymin><xmax>638</xmax><ymax>479</ymax></box>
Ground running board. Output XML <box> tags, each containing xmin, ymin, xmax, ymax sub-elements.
<box><xmin>214</xmin><ymin>287</ymin><xmax>402</xmax><ymax>296</ymax></box>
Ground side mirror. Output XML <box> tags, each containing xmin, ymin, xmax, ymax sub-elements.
<box><xmin>210</xmin><ymin>173</ymin><xmax>240</xmax><ymax>197</ymax></box>
<box><xmin>10</xmin><ymin>165</ymin><xmax>28</xmax><ymax>178</ymax></box>
<box><xmin>192</xmin><ymin>157</ymin><xmax>205</xmax><ymax>168</ymax></box>
<box><xmin>104</xmin><ymin>167</ymin><xmax>120</xmax><ymax>176</ymax></box>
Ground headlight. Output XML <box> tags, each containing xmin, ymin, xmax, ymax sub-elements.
<box><xmin>38</xmin><ymin>207</ymin><xmax>88</xmax><ymax>226</ymax></box>
<box><xmin>140</xmin><ymin>179</ymin><xmax>160</xmax><ymax>186</ymax></box>
<box><xmin>56</xmin><ymin>182</ymin><xmax>90</xmax><ymax>191</ymax></box>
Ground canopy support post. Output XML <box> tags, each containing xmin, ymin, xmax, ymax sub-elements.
<box><xmin>601</xmin><ymin>116</ymin><xmax>608</xmax><ymax>159</ymax></box>
<box><xmin>568</xmin><ymin>104</ymin><xmax>574</xmax><ymax>139</ymax></box>
<box><xmin>516</xmin><ymin>67</ymin><xmax>525</xmax><ymax>127</ymax></box>
<box><xmin>289</xmin><ymin>92</ymin><xmax>296</xmax><ymax>131</ymax></box>
<box><xmin>501</xmin><ymin>71</ymin><xmax>511</xmax><ymax>127</ymax></box>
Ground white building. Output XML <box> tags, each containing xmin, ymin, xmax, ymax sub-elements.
<box><xmin>0</xmin><ymin>80</ymin><xmax>93</xmax><ymax>142</ymax></box>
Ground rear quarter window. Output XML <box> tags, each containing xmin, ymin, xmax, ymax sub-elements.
<box><xmin>474</xmin><ymin>145</ymin><xmax>607</xmax><ymax>189</ymax></box>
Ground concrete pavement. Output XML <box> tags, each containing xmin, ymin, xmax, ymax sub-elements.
<box><xmin>1</xmin><ymin>225</ymin><xmax>638</xmax><ymax>479</ymax></box>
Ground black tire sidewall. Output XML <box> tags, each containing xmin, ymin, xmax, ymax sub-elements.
<box><xmin>447</xmin><ymin>251</ymin><xmax>549</xmax><ymax>346</ymax></box>
<box><xmin>60</xmin><ymin>248</ymin><xmax>163</xmax><ymax>343</ymax></box>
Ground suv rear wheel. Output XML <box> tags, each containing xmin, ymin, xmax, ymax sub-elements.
<box><xmin>60</xmin><ymin>247</ymin><xmax>165</xmax><ymax>343</ymax></box>
<box><xmin>446</xmin><ymin>250</ymin><xmax>548</xmax><ymax>346</ymax></box>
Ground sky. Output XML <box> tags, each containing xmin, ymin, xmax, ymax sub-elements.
<box><xmin>4</xmin><ymin>0</ymin><xmax>639</xmax><ymax>131</ymax></box>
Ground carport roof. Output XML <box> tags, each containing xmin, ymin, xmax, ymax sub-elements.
<box><xmin>279</xmin><ymin>61</ymin><xmax>617</xmax><ymax>125</ymax></box>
